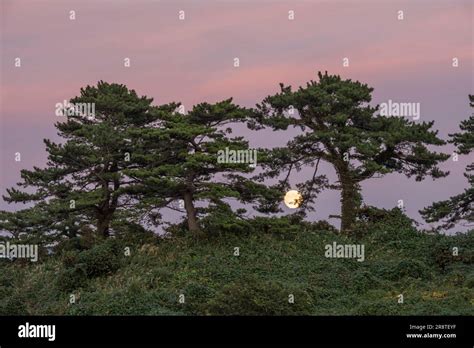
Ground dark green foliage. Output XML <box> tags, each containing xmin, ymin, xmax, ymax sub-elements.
<box><xmin>0</xmin><ymin>80</ymin><xmax>471</xmax><ymax>316</ymax></box>
<box><xmin>0</xmin><ymin>82</ymin><xmax>165</xmax><ymax>241</ymax></box>
<box><xmin>372</xmin><ymin>259</ymin><xmax>432</xmax><ymax>281</ymax></box>
<box><xmin>131</xmin><ymin>98</ymin><xmax>280</xmax><ymax>234</ymax></box>
<box><xmin>56</xmin><ymin>266</ymin><xmax>88</xmax><ymax>293</ymax></box>
<box><xmin>0</xmin><ymin>287</ymin><xmax>27</xmax><ymax>315</ymax></box>
<box><xmin>0</xmin><ymin>271</ymin><xmax>27</xmax><ymax>314</ymax></box>
<box><xmin>357</xmin><ymin>206</ymin><xmax>415</xmax><ymax>227</ymax></box>
<box><xmin>466</xmin><ymin>275</ymin><xmax>474</xmax><ymax>288</ymax></box>
<box><xmin>67</xmin><ymin>288</ymin><xmax>185</xmax><ymax>316</ymax></box>
<box><xmin>451</xmin><ymin>95</ymin><xmax>474</xmax><ymax>155</ymax></box>
<box><xmin>252</xmin><ymin>72</ymin><xmax>449</xmax><ymax>233</ymax></box>
<box><xmin>207</xmin><ymin>276</ymin><xmax>313</xmax><ymax>315</ymax></box>
<box><xmin>428</xmin><ymin>233</ymin><xmax>474</xmax><ymax>272</ymax></box>
<box><xmin>351</xmin><ymin>270</ymin><xmax>380</xmax><ymax>292</ymax></box>
<box><xmin>353</xmin><ymin>298</ymin><xmax>404</xmax><ymax>316</ymax></box>
<box><xmin>356</xmin><ymin>206</ymin><xmax>419</xmax><ymax>245</ymax></box>
<box><xmin>421</xmin><ymin>95</ymin><xmax>474</xmax><ymax>229</ymax></box>
<box><xmin>75</xmin><ymin>240</ymin><xmax>123</xmax><ymax>278</ymax></box>
<box><xmin>112</xmin><ymin>222</ymin><xmax>158</xmax><ymax>246</ymax></box>
<box><xmin>199</xmin><ymin>204</ymin><xmax>253</xmax><ymax>236</ymax></box>
<box><xmin>430</xmin><ymin>239</ymin><xmax>458</xmax><ymax>271</ymax></box>
<box><xmin>56</xmin><ymin>239</ymin><xmax>125</xmax><ymax>292</ymax></box>
<box><xmin>0</xmin><ymin>211</ymin><xmax>472</xmax><ymax>315</ymax></box>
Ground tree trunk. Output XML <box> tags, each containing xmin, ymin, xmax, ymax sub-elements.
<box><xmin>96</xmin><ymin>212</ymin><xmax>111</xmax><ymax>238</ymax></box>
<box><xmin>96</xmin><ymin>174</ymin><xmax>119</xmax><ymax>238</ymax></box>
<box><xmin>336</xmin><ymin>166</ymin><xmax>358</xmax><ymax>234</ymax></box>
<box><xmin>183</xmin><ymin>191</ymin><xmax>200</xmax><ymax>233</ymax></box>
<box><xmin>340</xmin><ymin>180</ymin><xmax>357</xmax><ymax>234</ymax></box>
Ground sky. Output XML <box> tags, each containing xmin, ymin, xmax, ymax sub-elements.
<box><xmin>1</xmin><ymin>0</ymin><xmax>473</xmax><ymax>231</ymax></box>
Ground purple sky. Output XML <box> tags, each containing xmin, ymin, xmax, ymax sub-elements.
<box><xmin>1</xmin><ymin>0</ymin><xmax>473</xmax><ymax>231</ymax></box>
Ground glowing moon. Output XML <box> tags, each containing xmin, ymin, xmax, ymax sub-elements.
<box><xmin>284</xmin><ymin>190</ymin><xmax>303</xmax><ymax>209</ymax></box>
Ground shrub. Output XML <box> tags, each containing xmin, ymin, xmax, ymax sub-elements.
<box><xmin>77</xmin><ymin>240</ymin><xmax>123</xmax><ymax>278</ymax></box>
<box><xmin>200</xmin><ymin>205</ymin><xmax>253</xmax><ymax>236</ymax></box>
<box><xmin>0</xmin><ymin>287</ymin><xmax>27</xmax><ymax>315</ymax></box>
<box><xmin>57</xmin><ymin>239</ymin><xmax>123</xmax><ymax>292</ymax></box>
<box><xmin>356</xmin><ymin>206</ymin><xmax>418</xmax><ymax>240</ymax></box>
<box><xmin>112</xmin><ymin>221</ymin><xmax>158</xmax><ymax>246</ymax></box>
<box><xmin>465</xmin><ymin>275</ymin><xmax>474</xmax><ymax>288</ymax></box>
<box><xmin>429</xmin><ymin>237</ymin><xmax>457</xmax><ymax>271</ymax></box>
<box><xmin>67</xmin><ymin>288</ymin><xmax>184</xmax><ymax>315</ymax></box>
<box><xmin>207</xmin><ymin>276</ymin><xmax>313</xmax><ymax>315</ymax></box>
<box><xmin>248</xmin><ymin>216</ymin><xmax>302</xmax><ymax>240</ymax></box>
<box><xmin>372</xmin><ymin>259</ymin><xmax>432</xmax><ymax>281</ymax></box>
<box><xmin>352</xmin><ymin>270</ymin><xmax>381</xmax><ymax>292</ymax></box>
<box><xmin>353</xmin><ymin>298</ymin><xmax>403</xmax><ymax>315</ymax></box>
<box><xmin>56</xmin><ymin>266</ymin><xmax>87</xmax><ymax>292</ymax></box>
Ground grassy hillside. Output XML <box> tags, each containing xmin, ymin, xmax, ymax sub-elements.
<box><xmin>0</xmin><ymin>209</ymin><xmax>473</xmax><ymax>315</ymax></box>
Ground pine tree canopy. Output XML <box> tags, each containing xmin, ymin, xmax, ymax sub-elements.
<box><xmin>1</xmin><ymin>81</ymin><xmax>163</xmax><ymax>240</ymax></box>
<box><xmin>0</xmin><ymin>86</ymin><xmax>278</xmax><ymax>240</ymax></box>
<box><xmin>0</xmin><ymin>77</ymin><xmax>467</xmax><ymax>240</ymax></box>
<box><xmin>128</xmin><ymin>98</ymin><xmax>280</xmax><ymax>233</ymax></box>
<box><xmin>420</xmin><ymin>95</ymin><xmax>474</xmax><ymax>229</ymax></box>
<box><xmin>250</xmin><ymin>72</ymin><xmax>450</xmax><ymax>233</ymax></box>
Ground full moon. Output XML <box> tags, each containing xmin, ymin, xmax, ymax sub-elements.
<box><xmin>284</xmin><ymin>190</ymin><xmax>303</xmax><ymax>209</ymax></box>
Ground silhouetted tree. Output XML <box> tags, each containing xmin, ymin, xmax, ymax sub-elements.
<box><xmin>132</xmin><ymin>99</ymin><xmax>279</xmax><ymax>234</ymax></box>
<box><xmin>421</xmin><ymin>95</ymin><xmax>474</xmax><ymax>229</ymax></box>
<box><xmin>0</xmin><ymin>82</ymin><xmax>164</xmax><ymax>240</ymax></box>
<box><xmin>251</xmin><ymin>72</ymin><xmax>450</xmax><ymax>234</ymax></box>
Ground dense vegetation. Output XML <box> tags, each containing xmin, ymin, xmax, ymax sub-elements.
<box><xmin>0</xmin><ymin>74</ymin><xmax>472</xmax><ymax>315</ymax></box>
<box><xmin>0</xmin><ymin>209</ymin><xmax>472</xmax><ymax>315</ymax></box>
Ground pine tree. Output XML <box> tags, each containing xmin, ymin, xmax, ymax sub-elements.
<box><xmin>0</xmin><ymin>82</ymin><xmax>164</xmax><ymax>241</ymax></box>
<box><xmin>130</xmin><ymin>99</ymin><xmax>278</xmax><ymax>234</ymax></box>
<box><xmin>250</xmin><ymin>72</ymin><xmax>450</xmax><ymax>234</ymax></box>
<box><xmin>420</xmin><ymin>95</ymin><xmax>474</xmax><ymax>229</ymax></box>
